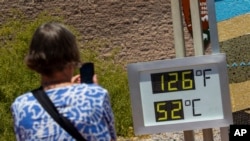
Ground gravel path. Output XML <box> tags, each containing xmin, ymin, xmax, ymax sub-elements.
<box><xmin>118</xmin><ymin>128</ymin><xmax>222</xmax><ymax>141</ymax></box>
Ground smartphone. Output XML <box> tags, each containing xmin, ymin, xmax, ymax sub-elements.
<box><xmin>80</xmin><ymin>62</ymin><xmax>94</xmax><ymax>84</ymax></box>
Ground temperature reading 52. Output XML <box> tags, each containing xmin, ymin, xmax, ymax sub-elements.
<box><xmin>154</xmin><ymin>99</ymin><xmax>202</xmax><ymax>122</ymax></box>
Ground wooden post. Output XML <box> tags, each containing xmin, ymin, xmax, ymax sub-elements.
<box><xmin>189</xmin><ymin>0</ymin><xmax>214</xmax><ymax>140</ymax></box>
<box><xmin>202</xmin><ymin>129</ymin><xmax>214</xmax><ymax>141</ymax></box>
<box><xmin>190</xmin><ymin>0</ymin><xmax>204</xmax><ymax>55</ymax></box>
<box><xmin>220</xmin><ymin>127</ymin><xmax>229</xmax><ymax>141</ymax></box>
<box><xmin>171</xmin><ymin>0</ymin><xmax>185</xmax><ymax>58</ymax></box>
<box><xmin>171</xmin><ymin>1</ymin><xmax>194</xmax><ymax>140</ymax></box>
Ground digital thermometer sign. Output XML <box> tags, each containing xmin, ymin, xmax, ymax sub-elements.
<box><xmin>127</xmin><ymin>54</ymin><xmax>232</xmax><ymax>135</ymax></box>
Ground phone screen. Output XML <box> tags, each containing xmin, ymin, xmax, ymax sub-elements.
<box><xmin>80</xmin><ymin>62</ymin><xmax>94</xmax><ymax>84</ymax></box>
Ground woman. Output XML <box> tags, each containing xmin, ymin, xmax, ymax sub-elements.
<box><xmin>11</xmin><ymin>22</ymin><xmax>117</xmax><ymax>141</ymax></box>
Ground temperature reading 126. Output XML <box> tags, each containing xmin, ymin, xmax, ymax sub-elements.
<box><xmin>151</xmin><ymin>69</ymin><xmax>212</xmax><ymax>94</ymax></box>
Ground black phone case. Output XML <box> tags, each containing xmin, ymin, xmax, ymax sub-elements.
<box><xmin>80</xmin><ymin>62</ymin><xmax>94</xmax><ymax>84</ymax></box>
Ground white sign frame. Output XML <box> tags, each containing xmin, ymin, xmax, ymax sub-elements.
<box><xmin>127</xmin><ymin>53</ymin><xmax>232</xmax><ymax>135</ymax></box>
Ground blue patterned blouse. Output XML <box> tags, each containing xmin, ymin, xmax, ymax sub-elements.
<box><xmin>11</xmin><ymin>84</ymin><xmax>117</xmax><ymax>141</ymax></box>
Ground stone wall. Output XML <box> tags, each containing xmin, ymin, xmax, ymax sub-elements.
<box><xmin>3</xmin><ymin>0</ymin><xmax>248</xmax><ymax>83</ymax></box>
<box><xmin>0</xmin><ymin>0</ymin><xmax>198</xmax><ymax>64</ymax></box>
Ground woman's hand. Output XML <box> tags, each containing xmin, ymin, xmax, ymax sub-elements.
<box><xmin>71</xmin><ymin>74</ymin><xmax>98</xmax><ymax>84</ymax></box>
<box><xmin>71</xmin><ymin>74</ymin><xmax>81</xmax><ymax>84</ymax></box>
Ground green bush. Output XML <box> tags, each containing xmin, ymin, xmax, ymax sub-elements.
<box><xmin>0</xmin><ymin>11</ymin><xmax>63</xmax><ymax>140</ymax></box>
<box><xmin>80</xmin><ymin>39</ymin><xmax>133</xmax><ymax>137</ymax></box>
<box><xmin>0</xmin><ymin>11</ymin><xmax>133</xmax><ymax>140</ymax></box>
